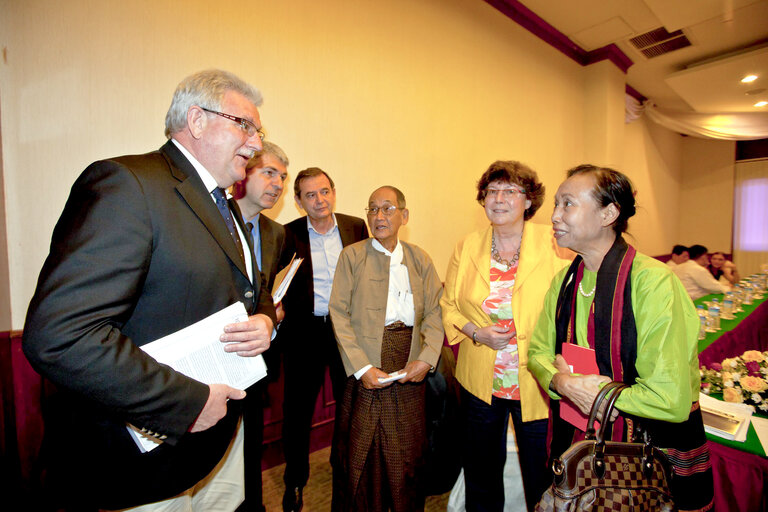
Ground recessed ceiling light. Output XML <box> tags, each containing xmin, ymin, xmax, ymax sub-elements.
<box><xmin>742</xmin><ymin>75</ymin><xmax>758</xmax><ymax>83</ymax></box>
<box><xmin>755</xmin><ymin>101</ymin><xmax>768</xmax><ymax>107</ymax></box>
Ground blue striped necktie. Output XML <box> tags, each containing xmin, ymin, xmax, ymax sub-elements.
<box><xmin>212</xmin><ymin>187</ymin><xmax>245</xmax><ymax>264</ymax></box>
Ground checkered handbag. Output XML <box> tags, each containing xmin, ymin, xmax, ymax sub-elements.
<box><xmin>535</xmin><ymin>382</ymin><xmax>676</xmax><ymax>512</ymax></box>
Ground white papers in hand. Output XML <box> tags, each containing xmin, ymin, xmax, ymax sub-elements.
<box><xmin>378</xmin><ymin>371</ymin><xmax>407</xmax><ymax>384</ymax></box>
<box><xmin>128</xmin><ymin>302</ymin><xmax>267</xmax><ymax>452</ymax></box>
<box><xmin>271</xmin><ymin>254</ymin><xmax>303</xmax><ymax>305</ymax></box>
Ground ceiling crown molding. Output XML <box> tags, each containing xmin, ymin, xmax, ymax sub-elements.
<box><xmin>484</xmin><ymin>0</ymin><xmax>634</xmax><ymax>74</ymax></box>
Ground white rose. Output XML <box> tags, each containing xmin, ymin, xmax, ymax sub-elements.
<box><xmin>751</xmin><ymin>393</ymin><xmax>763</xmax><ymax>403</ymax></box>
<box><xmin>724</xmin><ymin>380</ymin><xmax>734</xmax><ymax>388</ymax></box>
<box><xmin>760</xmin><ymin>403</ymin><xmax>768</xmax><ymax>412</ymax></box>
<box><xmin>733</xmin><ymin>373</ymin><xmax>741</xmax><ymax>382</ymax></box>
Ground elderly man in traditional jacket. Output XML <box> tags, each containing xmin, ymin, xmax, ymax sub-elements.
<box><xmin>329</xmin><ymin>185</ymin><xmax>444</xmax><ymax>512</ymax></box>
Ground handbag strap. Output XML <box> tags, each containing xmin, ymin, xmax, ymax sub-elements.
<box><xmin>585</xmin><ymin>381</ymin><xmax>628</xmax><ymax>442</ymax></box>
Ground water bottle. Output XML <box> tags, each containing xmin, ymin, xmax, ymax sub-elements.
<box><xmin>751</xmin><ymin>276</ymin><xmax>765</xmax><ymax>299</ymax></box>
<box><xmin>708</xmin><ymin>303</ymin><xmax>721</xmax><ymax>332</ymax></box>
<box><xmin>743</xmin><ymin>281</ymin><xmax>753</xmax><ymax>305</ymax></box>
<box><xmin>722</xmin><ymin>298</ymin><xmax>733</xmax><ymax>319</ymax></box>
<box><xmin>696</xmin><ymin>305</ymin><xmax>706</xmax><ymax>340</ymax></box>
<box><xmin>733</xmin><ymin>285</ymin><xmax>743</xmax><ymax>312</ymax></box>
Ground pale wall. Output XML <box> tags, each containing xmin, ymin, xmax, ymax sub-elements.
<box><xmin>622</xmin><ymin>116</ymin><xmax>685</xmax><ymax>256</ymax></box>
<box><xmin>679</xmin><ymin>137</ymin><xmax>736</xmax><ymax>252</ymax></box>
<box><xmin>0</xmin><ymin>0</ymin><xmax>682</xmax><ymax>329</ymax></box>
<box><xmin>0</xmin><ymin>118</ymin><xmax>9</xmax><ymax>331</ymax></box>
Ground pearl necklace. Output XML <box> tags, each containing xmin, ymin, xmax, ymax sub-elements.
<box><xmin>491</xmin><ymin>231</ymin><xmax>520</xmax><ymax>270</ymax></box>
<box><xmin>578</xmin><ymin>281</ymin><xmax>596</xmax><ymax>297</ymax></box>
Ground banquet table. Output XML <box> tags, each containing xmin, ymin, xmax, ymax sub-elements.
<box><xmin>695</xmin><ymin>293</ymin><xmax>768</xmax><ymax>512</ymax></box>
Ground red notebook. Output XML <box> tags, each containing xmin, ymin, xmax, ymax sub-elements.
<box><xmin>560</xmin><ymin>343</ymin><xmax>600</xmax><ymax>431</ymax></box>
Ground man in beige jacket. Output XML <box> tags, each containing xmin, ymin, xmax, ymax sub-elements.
<box><xmin>329</xmin><ymin>185</ymin><xmax>444</xmax><ymax>512</ymax></box>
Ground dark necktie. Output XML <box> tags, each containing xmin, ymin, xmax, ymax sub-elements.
<box><xmin>212</xmin><ymin>187</ymin><xmax>245</xmax><ymax>264</ymax></box>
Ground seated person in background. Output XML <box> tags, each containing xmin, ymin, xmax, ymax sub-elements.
<box><xmin>674</xmin><ymin>244</ymin><xmax>728</xmax><ymax>300</ymax></box>
<box><xmin>329</xmin><ymin>185</ymin><xmax>444</xmax><ymax>512</ymax></box>
<box><xmin>666</xmin><ymin>244</ymin><xmax>689</xmax><ymax>267</ymax></box>
<box><xmin>708</xmin><ymin>251</ymin><xmax>740</xmax><ymax>285</ymax></box>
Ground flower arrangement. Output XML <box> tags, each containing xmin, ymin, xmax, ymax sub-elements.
<box><xmin>701</xmin><ymin>350</ymin><xmax>768</xmax><ymax>412</ymax></box>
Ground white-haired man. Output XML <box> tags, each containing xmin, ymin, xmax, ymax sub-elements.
<box><xmin>23</xmin><ymin>69</ymin><xmax>276</xmax><ymax>511</ymax></box>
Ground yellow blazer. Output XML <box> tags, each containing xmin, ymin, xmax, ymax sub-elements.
<box><xmin>440</xmin><ymin>223</ymin><xmax>571</xmax><ymax>421</ymax></box>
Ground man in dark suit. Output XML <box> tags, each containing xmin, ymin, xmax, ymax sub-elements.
<box><xmin>22</xmin><ymin>69</ymin><xmax>276</xmax><ymax>511</ymax></box>
<box><xmin>232</xmin><ymin>141</ymin><xmax>289</xmax><ymax>512</ymax></box>
<box><xmin>279</xmin><ymin>168</ymin><xmax>368</xmax><ymax>512</ymax></box>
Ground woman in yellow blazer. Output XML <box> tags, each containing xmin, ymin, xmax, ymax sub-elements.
<box><xmin>441</xmin><ymin>161</ymin><xmax>570</xmax><ymax>512</ymax></box>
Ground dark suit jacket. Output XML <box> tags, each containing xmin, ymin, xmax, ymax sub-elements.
<box><xmin>280</xmin><ymin>213</ymin><xmax>368</xmax><ymax>324</ymax></box>
<box><xmin>257</xmin><ymin>214</ymin><xmax>286</xmax><ymax>291</ymax></box>
<box><xmin>22</xmin><ymin>140</ymin><xmax>277</xmax><ymax>509</ymax></box>
<box><xmin>237</xmin><ymin>212</ymin><xmax>285</xmax><ymax>378</ymax></box>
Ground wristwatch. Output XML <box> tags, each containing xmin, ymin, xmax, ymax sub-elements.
<box><xmin>472</xmin><ymin>329</ymin><xmax>480</xmax><ymax>346</ymax></box>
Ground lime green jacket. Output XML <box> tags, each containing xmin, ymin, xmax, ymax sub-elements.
<box><xmin>528</xmin><ymin>252</ymin><xmax>701</xmax><ymax>422</ymax></box>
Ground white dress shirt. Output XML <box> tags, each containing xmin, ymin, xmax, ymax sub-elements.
<box><xmin>674</xmin><ymin>259</ymin><xmax>728</xmax><ymax>300</ymax></box>
<box><xmin>308</xmin><ymin>215</ymin><xmax>343</xmax><ymax>316</ymax></box>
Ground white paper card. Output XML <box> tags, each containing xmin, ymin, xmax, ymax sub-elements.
<box><xmin>699</xmin><ymin>392</ymin><xmax>754</xmax><ymax>442</ymax></box>
<box><xmin>750</xmin><ymin>416</ymin><xmax>768</xmax><ymax>455</ymax></box>
<box><xmin>128</xmin><ymin>302</ymin><xmax>267</xmax><ymax>452</ymax></box>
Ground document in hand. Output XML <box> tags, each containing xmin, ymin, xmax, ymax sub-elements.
<box><xmin>128</xmin><ymin>301</ymin><xmax>267</xmax><ymax>452</ymax></box>
<box><xmin>560</xmin><ymin>343</ymin><xmax>600</xmax><ymax>432</ymax></box>
<box><xmin>271</xmin><ymin>253</ymin><xmax>303</xmax><ymax>305</ymax></box>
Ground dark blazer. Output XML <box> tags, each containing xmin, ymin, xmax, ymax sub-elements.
<box><xmin>257</xmin><ymin>214</ymin><xmax>286</xmax><ymax>291</ymax></box>
<box><xmin>22</xmin><ymin>140</ymin><xmax>277</xmax><ymax>509</ymax></box>
<box><xmin>280</xmin><ymin>213</ymin><xmax>369</xmax><ymax>320</ymax></box>
<box><xmin>237</xmin><ymin>212</ymin><xmax>285</xmax><ymax>377</ymax></box>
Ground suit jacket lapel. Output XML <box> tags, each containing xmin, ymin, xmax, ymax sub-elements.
<box><xmin>259</xmin><ymin>215</ymin><xmax>277</xmax><ymax>279</ymax></box>
<box><xmin>295</xmin><ymin>219</ymin><xmax>314</xmax><ymax>306</ymax></box>
<box><xmin>230</xmin><ymin>200</ymin><xmax>257</xmax><ymax>282</ymax></box>
<box><xmin>161</xmin><ymin>141</ymin><xmax>249</xmax><ymax>279</ymax></box>
<box><xmin>337</xmin><ymin>215</ymin><xmax>357</xmax><ymax>247</ymax></box>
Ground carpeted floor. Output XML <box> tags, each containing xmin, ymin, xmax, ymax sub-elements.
<box><xmin>261</xmin><ymin>446</ymin><xmax>451</xmax><ymax>511</ymax></box>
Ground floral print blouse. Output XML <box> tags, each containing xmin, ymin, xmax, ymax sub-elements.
<box><xmin>483</xmin><ymin>258</ymin><xmax>520</xmax><ymax>400</ymax></box>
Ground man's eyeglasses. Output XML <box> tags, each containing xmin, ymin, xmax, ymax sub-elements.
<box><xmin>201</xmin><ymin>107</ymin><xmax>265</xmax><ymax>140</ymax></box>
<box><xmin>365</xmin><ymin>205</ymin><xmax>402</xmax><ymax>217</ymax></box>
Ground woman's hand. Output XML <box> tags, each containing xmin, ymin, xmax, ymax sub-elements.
<box><xmin>475</xmin><ymin>324</ymin><xmax>515</xmax><ymax>350</ymax></box>
<box><xmin>551</xmin><ymin>354</ymin><xmax>612</xmax><ymax>416</ymax></box>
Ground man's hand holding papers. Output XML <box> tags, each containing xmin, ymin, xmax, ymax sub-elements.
<box><xmin>128</xmin><ymin>302</ymin><xmax>270</xmax><ymax>451</ymax></box>
<box><xmin>221</xmin><ymin>313</ymin><xmax>274</xmax><ymax>357</ymax></box>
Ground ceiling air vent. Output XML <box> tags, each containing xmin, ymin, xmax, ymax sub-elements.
<box><xmin>629</xmin><ymin>27</ymin><xmax>691</xmax><ymax>58</ymax></box>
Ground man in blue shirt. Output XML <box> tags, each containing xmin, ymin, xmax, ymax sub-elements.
<box><xmin>279</xmin><ymin>168</ymin><xmax>368</xmax><ymax>511</ymax></box>
<box><xmin>233</xmin><ymin>141</ymin><xmax>289</xmax><ymax>512</ymax></box>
